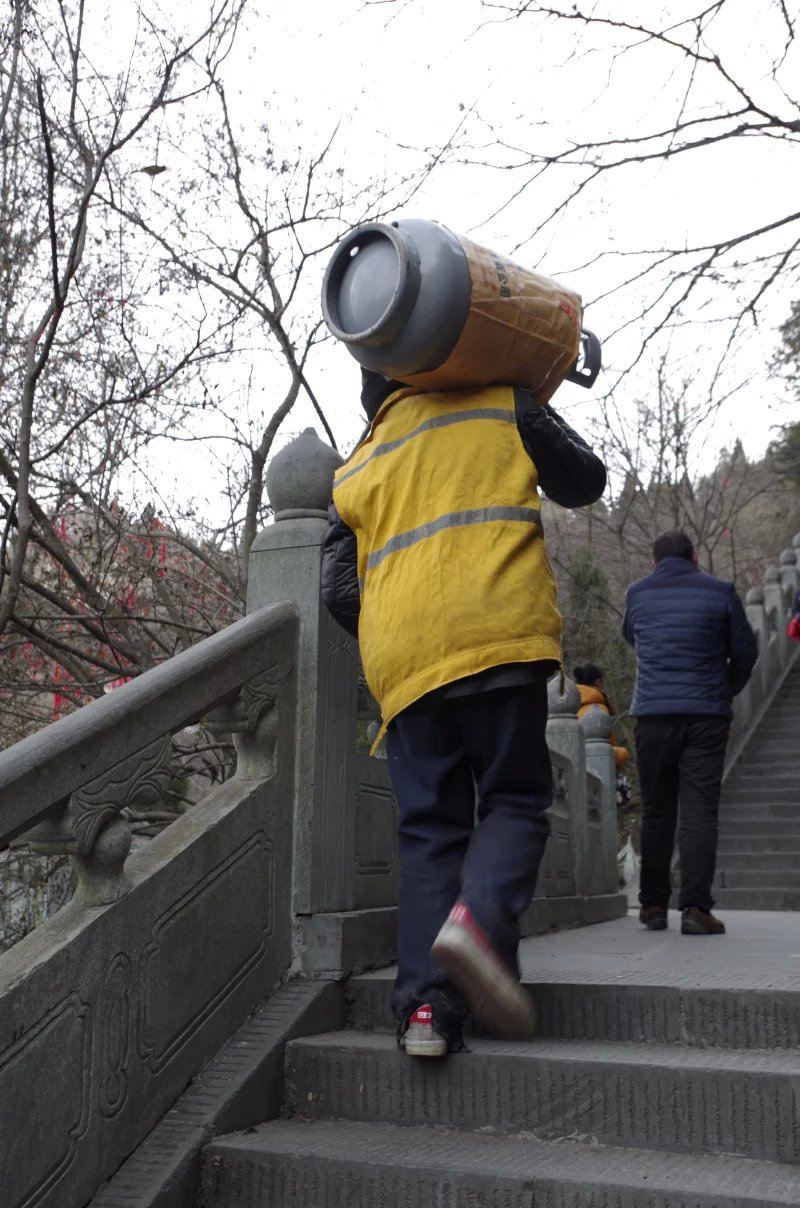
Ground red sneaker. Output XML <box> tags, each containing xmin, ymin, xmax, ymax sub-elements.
<box><xmin>400</xmin><ymin>1004</ymin><xmax>447</xmax><ymax>1058</ymax></box>
<box><xmin>432</xmin><ymin>902</ymin><xmax>536</xmax><ymax>1040</ymax></box>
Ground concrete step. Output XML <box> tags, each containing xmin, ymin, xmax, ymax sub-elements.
<box><xmin>722</xmin><ymin>787</ymin><xmax>800</xmax><ymax>802</ymax></box>
<box><xmin>713</xmin><ymin>887</ymin><xmax>800</xmax><ymax>910</ymax></box>
<box><xmin>723</xmin><ymin>777</ymin><xmax>800</xmax><ymax>791</ymax></box>
<box><xmin>717</xmin><ymin>834</ymin><xmax>800</xmax><ymax>852</ymax></box>
<box><xmin>730</xmin><ymin>767</ymin><xmax>797</xmax><ymax>779</ymax></box>
<box><xmin>739</xmin><ymin>749</ymin><xmax>797</xmax><ymax>761</ymax></box>
<box><xmin>721</xmin><ymin>803</ymin><xmax>800</xmax><ymax>819</ymax></box>
<box><xmin>736</xmin><ymin>767</ymin><xmax>796</xmax><ymax>778</ymax></box>
<box><xmin>726</xmin><ymin>776</ymin><xmax>799</xmax><ymax>789</ymax></box>
<box><xmin>284</xmin><ymin>1032</ymin><xmax>800</xmax><ymax>1164</ymax></box>
<box><xmin>716</xmin><ymin>868</ymin><xmax>800</xmax><ymax>889</ymax></box>
<box><xmin>346</xmin><ymin>975</ymin><xmax>800</xmax><ymax>1051</ymax></box>
<box><xmin>718</xmin><ymin>818</ymin><xmax>800</xmax><ymax>835</ymax></box>
<box><xmin>729</xmin><ymin>773</ymin><xmax>797</xmax><ymax>785</ymax></box>
<box><xmin>717</xmin><ymin>850</ymin><xmax>800</xmax><ymax>869</ymax></box>
<box><xmin>199</xmin><ymin>1120</ymin><xmax>800</xmax><ymax>1207</ymax></box>
<box><xmin>744</xmin><ymin>716</ymin><xmax>799</xmax><ymax>727</ymax></box>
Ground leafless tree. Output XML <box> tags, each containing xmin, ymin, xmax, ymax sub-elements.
<box><xmin>0</xmin><ymin>0</ymin><xmax>248</xmax><ymax>697</ymax></box>
<box><xmin>97</xmin><ymin>70</ymin><xmax>447</xmax><ymax>595</ymax></box>
<box><xmin>545</xmin><ymin>359</ymin><xmax>800</xmax><ymax>610</ymax></box>
<box><xmin>472</xmin><ymin>1</ymin><xmax>800</xmax><ymax>388</ymax></box>
<box><xmin>0</xmin><ymin>0</ymin><xmax>445</xmax><ymax>748</ymax></box>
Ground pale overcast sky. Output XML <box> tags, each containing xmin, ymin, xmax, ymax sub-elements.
<box><xmin>135</xmin><ymin>0</ymin><xmax>798</xmax><ymax>515</ymax></box>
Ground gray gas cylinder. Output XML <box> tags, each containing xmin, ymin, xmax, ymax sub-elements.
<box><xmin>321</xmin><ymin>218</ymin><xmax>601</xmax><ymax>393</ymax></box>
<box><xmin>321</xmin><ymin>219</ymin><xmax>472</xmax><ymax>378</ymax></box>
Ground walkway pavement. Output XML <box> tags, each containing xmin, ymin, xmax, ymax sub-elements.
<box><xmin>360</xmin><ymin>909</ymin><xmax>800</xmax><ymax>992</ymax></box>
<box><xmin>517</xmin><ymin>909</ymin><xmax>800</xmax><ymax>990</ymax></box>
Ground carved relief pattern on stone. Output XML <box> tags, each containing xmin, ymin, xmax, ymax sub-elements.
<box><xmin>586</xmin><ymin>774</ymin><xmax>602</xmax><ymax>820</ymax></box>
<box><xmin>98</xmin><ymin>953</ymin><xmax>132</xmax><ymax>1119</ymax></box>
<box><xmin>206</xmin><ymin>657</ymin><xmax>295</xmax><ymax>781</ymax></box>
<box><xmin>0</xmin><ymin>994</ymin><xmax>92</xmax><ymax>1207</ymax></box>
<box><xmin>71</xmin><ymin>736</ymin><xmax>174</xmax><ymax>853</ymax></box>
<box><xmin>137</xmin><ymin>833</ymin><xmax>274</xmax><ymax>1073</ymax></box>
<box><xmin>27</xmin><ymin>735</ymin><xmax>174</xmax><ymax>908</ymax></box>
<box><xmin>538</xmin><ymin>759</ymin><xmax>575</xmax><ymax>899</ymax></box>
<box><xmin>355</xmin><ymin>784</ymin><xmax>397</xmax><ymax>875</ymax></box>
<box><xmin>318</xmin><ymin>626</ymin><xmax>354</xmax><ymax>904</ymax></box>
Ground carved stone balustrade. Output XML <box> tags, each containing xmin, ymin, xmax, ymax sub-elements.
<box><xmin>26</xmin><ymin>735</ymin><xmax>172</xmax><ymax>907</ymax></box>
<box><xmin>726</xmin><ymin>534</ymin><xmax>800</xmax><ymax>775</ymax></box>
<box><xmin>0</xmin><ymin>603</ymin><xmax>298</xmax><ymax>1208</ymax></box>
<box><xmin>250</xmin><ymin>428</ymin><xmax>399</xmax><ymax>977</ymax></box>
<box><xmin>580</xmin><ymin>704</ymin><xmax>619</xmax><ymax>896</ymax></box>
<box><xmin>519</xmin><ymin>675</ymin><xmax>626</xmax><ymax>934</ymax></box>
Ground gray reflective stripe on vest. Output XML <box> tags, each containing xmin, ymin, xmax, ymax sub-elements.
<box><xmin>337</xmin><ymin>408</ymin><xmax>516</xmax><ymax>487</ymax></box>
<box><xmin>365</xmin><ymin>506</ymin><xmax>544</xmax><ymax>576</ymax></box>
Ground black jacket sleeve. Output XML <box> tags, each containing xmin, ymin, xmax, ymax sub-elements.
<box><xmin>514</xmin><ymin>388</ymin><xmax>607</xmax><ymax>508</ymax></box>
<box><xmin>321</xmin><ymin>501</ymin><xmax>360</xmax><ymax>638</ymax></box>
<box><xmin>621</xmin><ymin>590</ymin><xmax>634</xmax><ymax>648</ymax></box>
<box><xmin>727</xmin><ymin>585</ymin><xmax>758</xmax><ymax>697</ymax></box>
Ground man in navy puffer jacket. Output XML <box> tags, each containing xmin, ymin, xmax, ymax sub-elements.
<box><xmin>622</xmin><ymin>530</ymin><xmax>757</xmax><ymax>936</ymax></box>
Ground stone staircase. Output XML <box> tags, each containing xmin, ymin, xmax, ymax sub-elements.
<box><xmin>198</xmin><ymin>941</ymin><xmax>800</xmax><ymax>1208</ymax></box>
<box><xmin>715</xmin><ymin>661</ymin><xmax>800</xmax><ymax>910</ymax></box>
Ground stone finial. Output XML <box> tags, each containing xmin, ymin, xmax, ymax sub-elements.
<box><xmin>779</xmin><ymin>549</ymin><xmax>797</xmax><ymax>567</ymax></box>
<box><xmin>265</xmin><ymin>428</ymin><xmax>344</xmax><ymax>521</ymax></box>
<box><xmin>745</xmin><ymin>585</ymin><xmax>765</xmax><ymax>606</ymax></box>
<box><xmin>547</xmin><ymin>673</ymin><xmax>580</xmax><ymax>718</ymax></box>
<box><xmin>580</xmin><ymin>703</ymin><xmax>613</xmax><ymax>741</ymax></box>
<box><xmin>764</xmin><ymin>566</ymin><xmax>782</xmax><ymax>585</ymax></box>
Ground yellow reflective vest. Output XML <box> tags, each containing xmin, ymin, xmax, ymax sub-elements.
<box><xmin>332</xmin><ymin>385</ymin><xmax>562</xmax><ymax>729</ymax></box>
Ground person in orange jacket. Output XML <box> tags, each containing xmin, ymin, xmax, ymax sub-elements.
<box><xmin>573</xmin><ymin>663</ymin><xmax>629</xmax><ymax>768</ymax></box>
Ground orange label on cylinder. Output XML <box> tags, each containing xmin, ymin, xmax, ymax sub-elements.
<box><xmin>405</xmin><ymin>233</ymin><xmax>582</xmax><ymax>404</ymax></box>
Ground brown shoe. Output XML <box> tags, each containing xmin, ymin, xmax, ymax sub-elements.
<box><xmin>681</xmin><ymin>907</ymin><xmax>726</xmax><ymax>935</ymax></box>
<box><xmin>639</xmin><ymin>906</ymin><xmax>668</xmax><ymax>931</ymax></box>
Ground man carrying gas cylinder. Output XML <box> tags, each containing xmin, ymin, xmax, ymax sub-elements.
<box><xmin>321</xmin><ymin>368</ymin><xmax>606</xmax><ymax>1056</ymax></box>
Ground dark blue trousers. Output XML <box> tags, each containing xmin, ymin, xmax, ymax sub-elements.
<box><xmin>387</xmin><ymin>682</ymin><xmax>552</xmax><ymax>1035</ymax></box>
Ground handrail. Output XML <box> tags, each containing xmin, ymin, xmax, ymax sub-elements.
<box><xmin>724</xmin><ymin>544</ymin><xmax>799</xmax><ymax>776</ymax></box>
<box><xmin>0</xmin><ymin>602</ymin><xmax>298</xmax><ymax>848</ymax></box>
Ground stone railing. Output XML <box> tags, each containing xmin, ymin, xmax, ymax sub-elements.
<box><xmin>522</xmin><ymin>678</ymin><xmax>622</xmax><ymax>934</ymax></box>
<box><xmin>726</xmin><ymin>533</ymin><xmax>800</xmax><ymax>774</ymax></box>
<box><xmin>0</xmin><ymin>426</ymin><xmax>625</xmax><ymax>1208</ymax></box>
<box><xmin>0</xmin><ymin>603</ymin><xmax>298</xmax><ymax>1208</ymax></box>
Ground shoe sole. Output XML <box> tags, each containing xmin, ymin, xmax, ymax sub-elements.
<box><xmin>402</xmin><ymin>1037</ymin><xmax>448</xmax><ymax>1058</ymax></box>
<box><xmin>641</xmin><ymin>918</ymin><xmax>668</xmax><ymax>931</ymax></box>
<box><xmin>681</xmin><ymin>922</ymin><xmax>726</xmax><ymax>935</ymax></box>
<box><xmin>432</xmin><ymin>925</ymin><xmax>536</xmax><ymax>1041</ymax></box>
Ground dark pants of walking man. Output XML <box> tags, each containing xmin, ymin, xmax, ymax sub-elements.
<box><xmin>636</xmin><ymin>716</ymin><xmax>730</xmax><ymax>912</ymax></box>
<box><xmin>387</xmin><ymin>682</ymin><xmax>552</xmax><ymax>1033</ymax></box>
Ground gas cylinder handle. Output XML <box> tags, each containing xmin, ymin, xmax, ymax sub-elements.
<box><xmin>565</xmin><ymin>329</ymin><xmax>602</xmax><ymax>389</ymax></box>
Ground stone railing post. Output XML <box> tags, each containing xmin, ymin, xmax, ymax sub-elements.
<box><xmin>779</xmin><ymin>546</ymin><xmax>799</xmax><ymax>600</ymax></box>
<box><xmin>745</xmin><ymin>585</ymin><xmax>769</xmax><ymax>705</ymax></box>
<box><xmin>247</xmin><ymin>429</ymin><xmax>359</xmax><ymax>917</ymax></box>
<box><xmin>763</xmin><ymin>565</ymin><xmax>788</xmax><ymax>670</ymax></box>
<box><xmin>580</xmin><ymin>704</ymin><xmax>618</xmax><ymax>896</ymax></box>
<box><xmin>546</xmin><ymin>676</ymin><xmax>589</xmax><ymax>898</ymax></box>
<box><xmin>725</xmin><ymin>545</ymin><xmax>800</xmax><ymax>776</ymax></box>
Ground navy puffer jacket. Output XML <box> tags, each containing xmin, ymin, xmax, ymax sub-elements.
<box><xmin>622</xmin><ymin>557</ymin><xmax>758</xmax><ymax>718</ymax></box>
